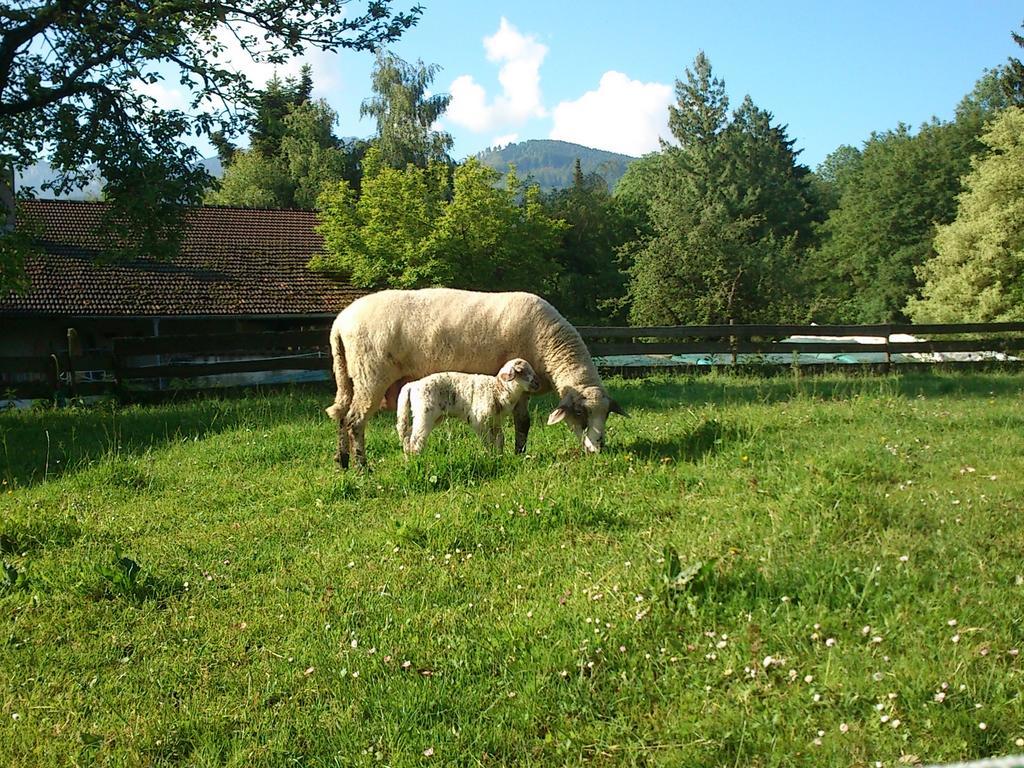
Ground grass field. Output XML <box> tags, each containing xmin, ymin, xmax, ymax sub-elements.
<box><xmin>1</xmin><ymin>371</ymin><xmax>1023</xmax><ymax>767</ymax></box>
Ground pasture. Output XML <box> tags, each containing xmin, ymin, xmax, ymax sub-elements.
<box><xmin>1</xmin><ymin>371</ymin><xmax>1023</xmax><ymax>767</ymax></box>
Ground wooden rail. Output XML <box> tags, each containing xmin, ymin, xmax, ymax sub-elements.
<box><xmin>3</xmin><ymin>322</ymin><xmax>1024</xmax><ymax>400</ymax></box>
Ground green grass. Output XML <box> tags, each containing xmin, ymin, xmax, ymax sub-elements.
<box><xmin>1</xmin><ymin>371</ymin><xmax>1023</xmax><ymax>767</ymax></box>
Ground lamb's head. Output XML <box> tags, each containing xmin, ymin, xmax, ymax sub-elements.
<box><xmin>497</xmin><ymin>358</ymin><xmax>542</xmax><ymax>395</ymax></box>
<box><xmin>546</xmin><ymin>385</ymin><xmax>627</xmax><ymax>453</ymax></box>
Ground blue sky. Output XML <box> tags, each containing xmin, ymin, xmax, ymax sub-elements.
<box><xmin>190</xmin><ymin>1</ymin><xmax>1023</xmax><ymax>170</ymax></box>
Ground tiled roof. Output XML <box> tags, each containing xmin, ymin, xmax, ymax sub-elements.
<box><xmin>0</xmin><ymin>200</ymin><xmax>366</xmax><ymax>316</ymax></box>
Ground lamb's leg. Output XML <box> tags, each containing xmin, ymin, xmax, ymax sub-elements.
<box><xmin>396</xmin><ymin>385</ymin><xmax>413</xmax><ymax>454</ymax></box>
<box><xmin>512</xmin><ymin>397</ymin><xmax>530</xmax><ymax>454</ymax></box>
<box><xmin>492</xmin><ymin>425</ymin><xmax>505</xmax><ymax>453</ymax></box>
<box><xmin>408</xmin><ymin>409</ymin><xmax>437</xmax><ymax>455</ymax></box>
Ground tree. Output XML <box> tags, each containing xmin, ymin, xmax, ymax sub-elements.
<box><xmin>246</xmin><ymin>67</ymin><xmax>315</xmax><ymax>160</ymax></box>
<box><xmin>205</xmin><ymin>150</ymin><xmax>291</xmax><ymax>209</ymax></box>
<box><xmin>0</xmin><ymin>0</ymin><xmax>421</xmax><ymax>292</ymax></box>
<box><xmin>612</xmin><ymin>152</ymin><xmax>665</xmax><ymax>239</ymax></box>
<box><xmin>808</xmin><ymin>144</ymin><xmax>862</xmax><ymax>213</ymax></box>
<box><xmin>626</xmin><ymin>53</ymin><xmax>817</xmax><ymax>325</ymax></box>
<box><xmin>312</xmin><ymin>147</ymin><xmax>447</xmax><ymax>286</ymax></box>
<box><xmin>312</xmin><ymin>154</ymin><xmax>566</xmax><ymax>294</ymax></box>
<box><xmin>906</xmin><ymin>107</ymin><xmax>1024</xmax><ymax>322</ymax></box>
<box><xmin>360</xmin><ymin>50</ymin><xmax>453</xmax><ymax>170</ymax></box>
<box><xmin>1002</xmin><ymin>21</ymin><xmax>1024</xmax><ymax>105</ymax></box>
<box><xmin>544</xmin><ymin>161</ymin><xmax>632</xmax><ymax>323</ymax></box>
<box><xmin>208</xmin><ymin>91</ymin><xmax>360</xmax><ymax>209</ymax></box>
<box><xmin>425</xmin><ymin>161</ymin><xmax>565</xmax><ymax>294</ymax></box>
<box><xmin>808</xmin><ymin>67</ymin><xmax>1016</xmax><ymax>322</ymax></box>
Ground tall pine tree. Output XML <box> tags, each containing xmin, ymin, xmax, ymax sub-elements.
<box><xmin>627</xmin><ymin>53</ymin><xmax>816</xmax><ymax>325</ymax></box>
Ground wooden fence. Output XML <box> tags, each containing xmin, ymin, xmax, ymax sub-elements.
<box><xmin>3</xmin><ymin>322</ymin><xmax>1024</xmax><ymax>401</ymax></box>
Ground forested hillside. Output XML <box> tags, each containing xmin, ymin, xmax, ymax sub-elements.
<box><xmin>475</xmin><ymin>139</ymin><xmax>635</xmax><ymax>191</ymax></box>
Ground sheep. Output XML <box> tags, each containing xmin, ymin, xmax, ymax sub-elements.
<box><xmin>325</xmin><ymin>288</ymin><xmax>626</xmax><ymax>469</ymax></box>
<box><xmin>396</xmin><ymin>358</ymin><xmax>541</xmax><ymax>454</ymax></box>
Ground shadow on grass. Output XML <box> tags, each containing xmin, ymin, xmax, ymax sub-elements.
<box><xmin>391</xmin><ymin>450</ymin><xmax>520</xmax><ymax>493</ymax></box>
<box><xmin>613</xmin><ymin>417</ymin><xmax>753</xmax><ymax>463</ymax></box>
<box><xmin>0</xmin><ymin>516</ymin><xmax>83</xmax><ymax>556</ymax></box>
<box><xmin>655</xmin><ymin>548</ymin><xmax>888</xmax><ymax>624</ymax></box>
<box><xmin>4</xmin><ymin>371</ymin><xmax>1021</xmax><ymax>488</ymax></box>
<box><xmin>0</xmin><ymin>387</ymin><xmax>330</xmax><ymax>488</ymax></box>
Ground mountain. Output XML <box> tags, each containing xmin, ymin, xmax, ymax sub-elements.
<box><xmin>474</xmin><ymin>139</ymin><xmax>636</xmax><ymax>192</ymax></box>
<box><xmin>15</xmin><ymin>140</ymin><xmax>635</xmax><ymax>199</ymax></box>
<box><xmin>14</xmin><ymin>157</ymin><xmax>223</xmax><ymax>199</ymax></box>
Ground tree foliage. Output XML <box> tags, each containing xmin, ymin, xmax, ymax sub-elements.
<box><xmin>207</xmin><ymin>75</ymin><xmax>362</xmax><ymax>210</ymax></box>
<box><xmin>809</xmin><ymin>72</ymin><xmax>1010</xmax><ymax>322</ymax></box>
<box><xmin>312</xmin><ymin>153</ymin><xmax>565</xmax><ymax>293</ymax></box>
<box><xmin>0</xmin><ymin>0</ymin><xmax>420</xmax><ymax>292</ymax></box>
<box><xmin>906</xmin><ymin>107</ymin><xmax>1024</xmax><ymax>322</ymax></box>
<box><xmin>360</xmin><ymin>50</ymin><xmax>453</xmax><ymax>170</ymax></box>
<box><xmin>543</xmin><ymin>161</ymin><xmax>632</xmax><ymax>323</ymax></box>
<box><xmin>627</xmin><ymin>53</ymin><xmax>817</xmax><ymax>325</ymax></box>
<box><xmin>1002</xmin><ymin>20</ymin><xmax>1024</xmax><ymax>105</ymax></box>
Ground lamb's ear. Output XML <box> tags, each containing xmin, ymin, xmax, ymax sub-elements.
<box><xmin>547</xmin><ymin>407</ymin><xmax>568</xmax><ymax>425</ymax></box>
<box><xmin>325</xmin><ymin>404</ymin><xmax>343</xmax><ymax>420</ymax></box>
<box><xmin>498</xmin><ymin>369</ymin><xmax>515</xmax><ymax>382</ymax></box>
<box><xmin>609</xmin><ymin>398</ymin><xmax>628</xmax><ymax>417</ymax></box>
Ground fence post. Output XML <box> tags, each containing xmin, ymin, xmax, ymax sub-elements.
<box><xmin>729</xmin><ymin>319</ymin><xmax>737</xmax><ymax>366</ymax></box>
<box><xmin>884</xmin><ymin>324</ymin><xmax>892</xmax><ymax>368</ymax></box>
<box><xmin>48</xmin><ymin>353</ymin><xmax>61</xmax><ymax>399</ymax></box>
<box><xmin>111</xmin><ymin>340</ymin><xmax>124</xmax><ymax>401</ymax></box>
<box><xmin>66</xmin><ymin>327</ymin><xmax>81</xmax><ymax>400</ymax></box>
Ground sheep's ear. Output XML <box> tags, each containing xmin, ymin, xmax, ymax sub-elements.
<box><xmin>498</xmin><ymin>369</ymin><xmax>515</xmax><ymax>382</ymax></box>
<box><xmin>325</xmin><ymin>404</ymin><xmax>343</xmax><ymax>420</ymax></box>
<box><xmin>609</xmin><ymin>398</ymin><xmax>628</xmax><ymax>417</ymax></box>
<box><xmin>547</xmin><ymin>407</ymin><xmax>568</xmax><ymax>425</ymax></box>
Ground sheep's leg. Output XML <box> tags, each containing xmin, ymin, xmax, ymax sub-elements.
<box><xmin>347</xmin><ymin>379</ymin><xmax>388</xmax><ymax>470</ymax></box>
<box><xmin>492</xmin><ymin>425</ymin><xmax>505</xmax><ymax>453</ymax></box>
<box><xmin>512</xmin><ymin>397</ymin><xmax>530</xmax><ymax>454</ymax></box>
<box><xmin>336</xmin><ymin>419</ymin><xmax>350</xmax><ymax>469</ymax></box>
<box><xmin>328</xmin><ymin>331</ymin><xmax>353</xmax><ymax>470</ymax></box>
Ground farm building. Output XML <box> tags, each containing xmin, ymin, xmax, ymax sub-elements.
<box><xmin>0</xmin><ymin>200</ymin><xmax>364</xmax><ymax>395</ymax></box>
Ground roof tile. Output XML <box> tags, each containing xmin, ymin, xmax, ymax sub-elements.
<box><xmin>1</xmin><ymin>200</ymin><xmax>365</xmax><ymax>316</ymax></box>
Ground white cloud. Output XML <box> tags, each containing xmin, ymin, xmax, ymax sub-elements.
<box><xmin>491</xmin><ymin>133</ymin><xmax>519</xmax><ymax>148</ymax></box>
<box><xmin>447</xmin><ymin>18</ymin><xmax>547</xmax><ymax>133</ymax></box>
<box><xmin>550</xmin><ymin>71</ymin><xmax>673</xmax><ymax>156</ymax></box>
<box><xmin>133</xmin><ymin>78</ymin><xmax>192</xmax><ymax>113</ymax></box>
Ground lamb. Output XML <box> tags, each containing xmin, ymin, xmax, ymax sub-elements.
<box><xmin>325</xmin><ymin>288</ymin><xmax>626</xmax><ymax>469</ymax></box>
<box><xmin>396</xmin><ymin>358</ymin><xmax>541</xmax><ymax>454</ymax></box>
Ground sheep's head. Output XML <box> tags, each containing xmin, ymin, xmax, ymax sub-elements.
<box><xmin>498</xmin><ymin>358</ymin><xmax>542</xmax><ymax>394</ymax></box>
<box><xmin>546</xmin><ymin>386</ymin><xmax>627</xmax><ymax>453</ymax></box>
